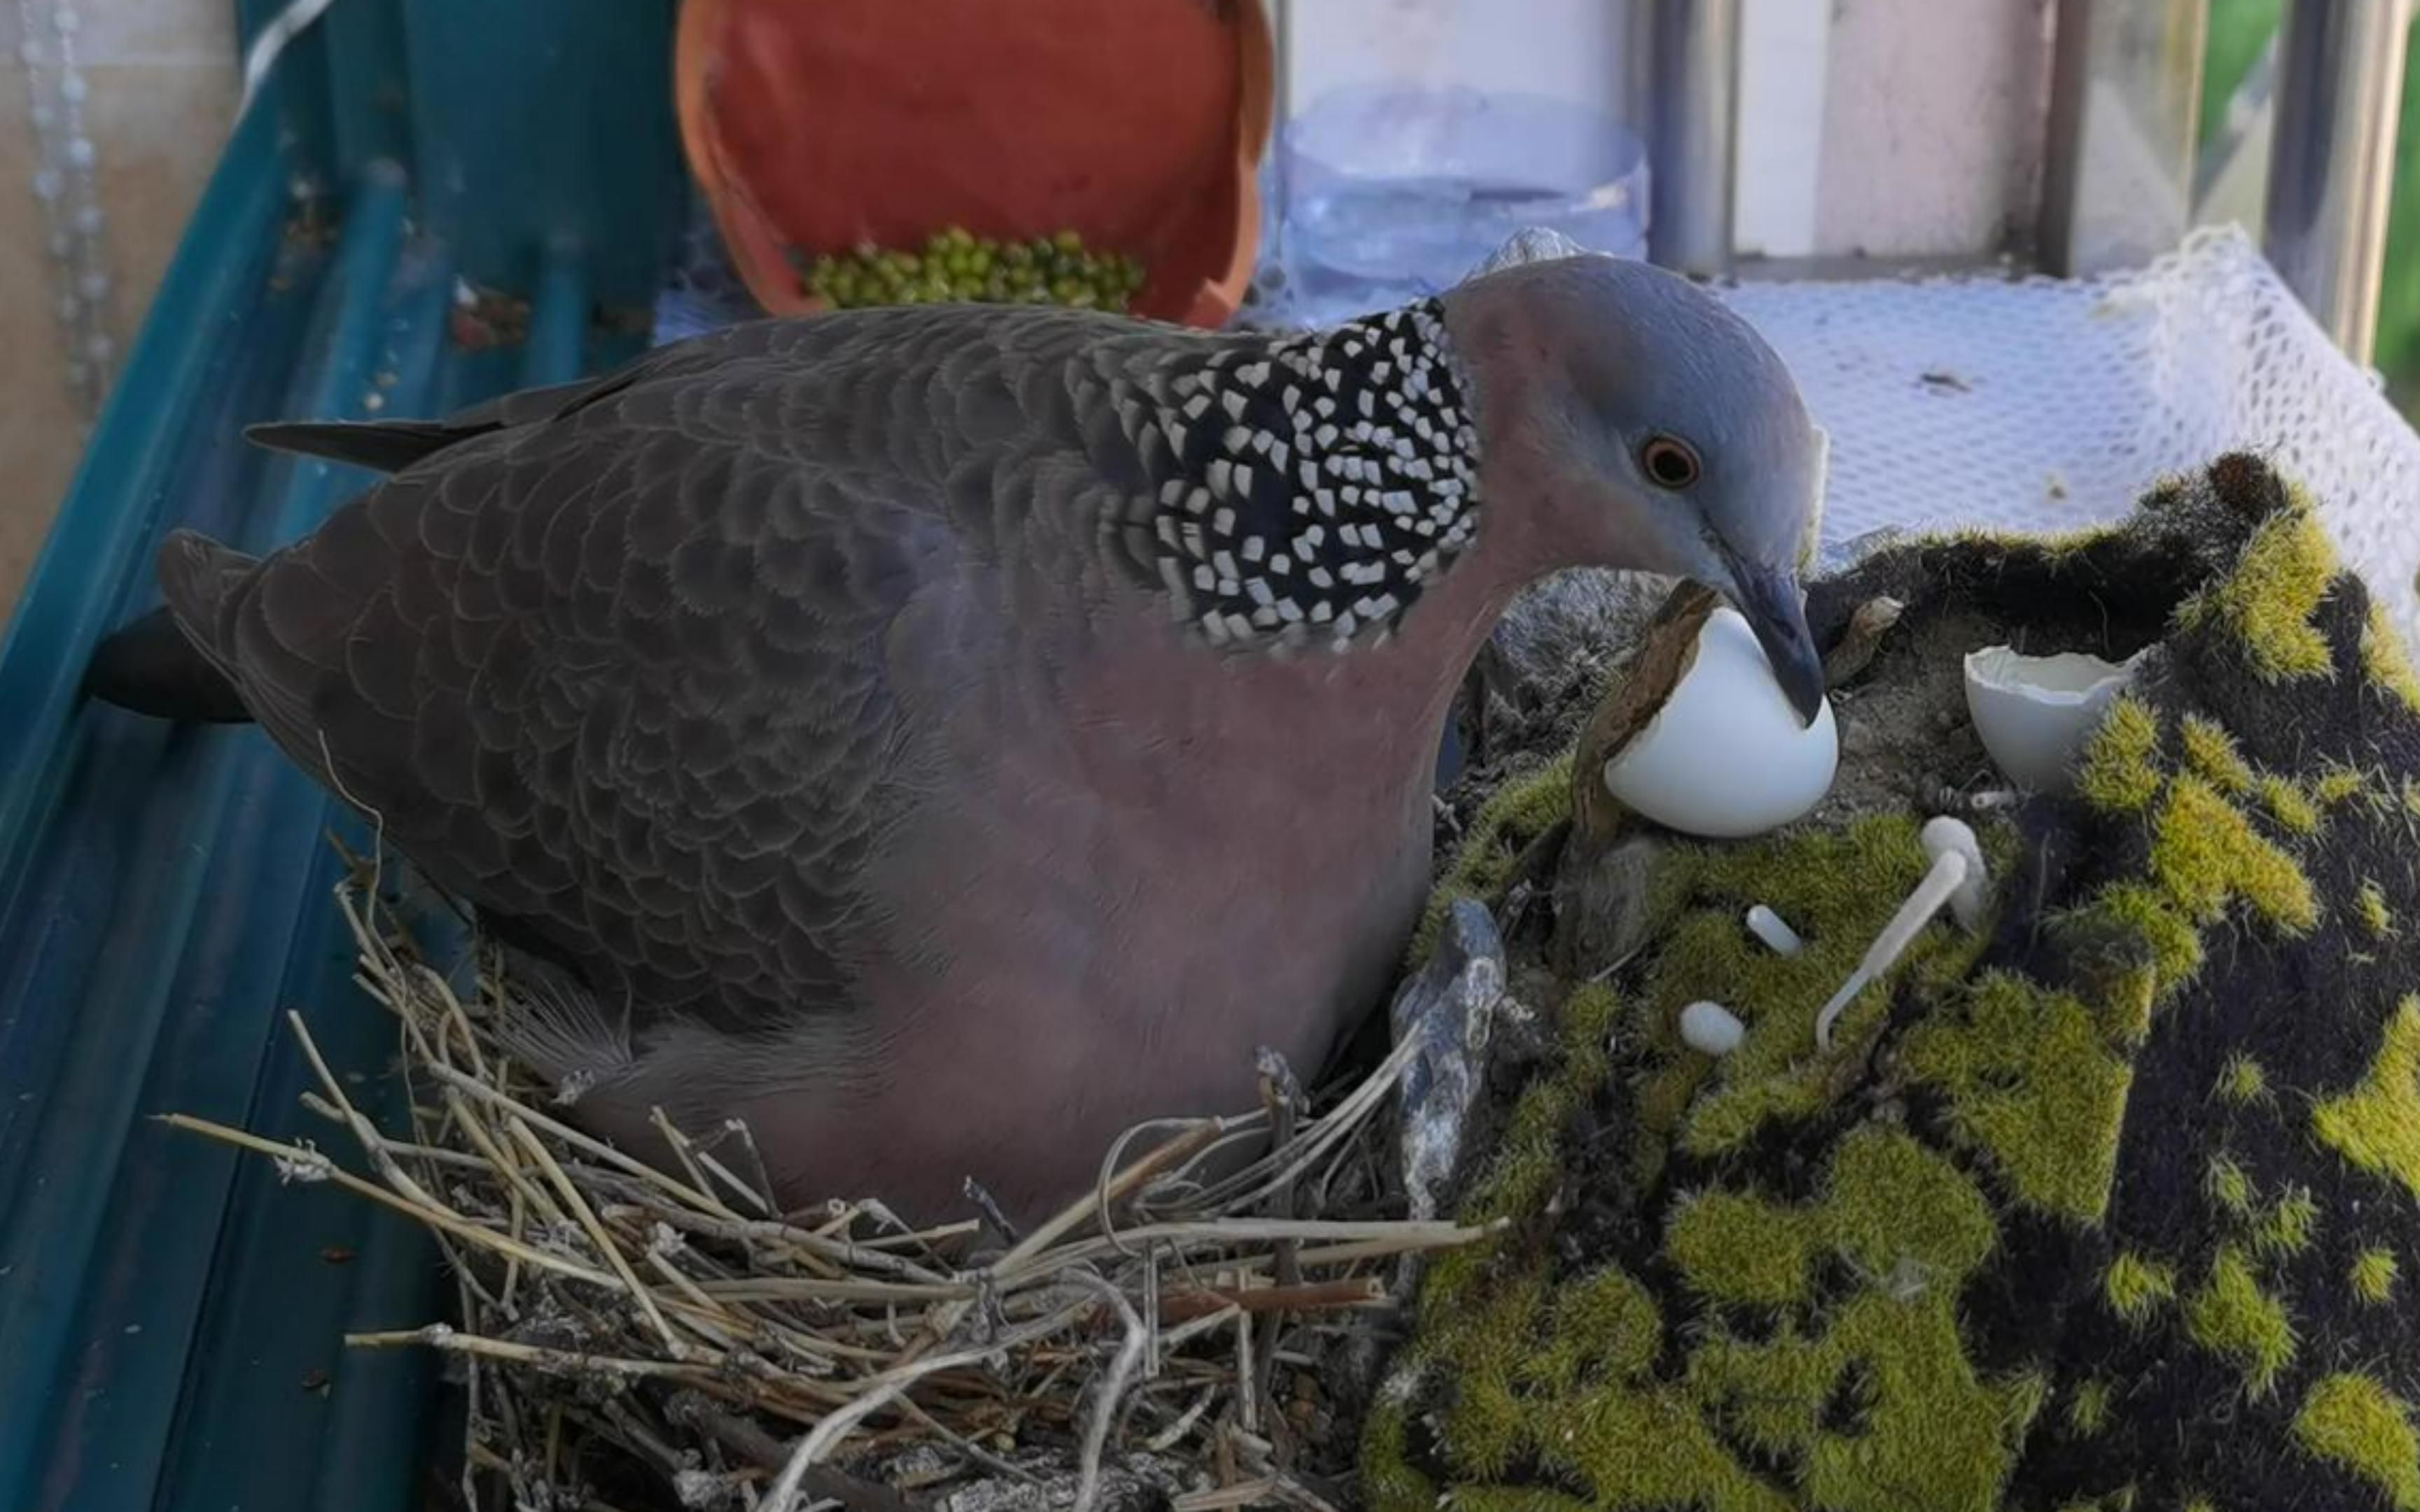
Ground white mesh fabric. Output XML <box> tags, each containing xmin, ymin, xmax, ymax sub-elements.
<box><xmin>1718</xmin><ymin>225</ymin><xmax>2420</xmax><ymax>644</ymax></box>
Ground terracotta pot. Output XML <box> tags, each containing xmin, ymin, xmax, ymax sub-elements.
<box><xmin>674</xmin><ymin>0</ymin><xmax>1273</xmax><ymax>328</ymax></box>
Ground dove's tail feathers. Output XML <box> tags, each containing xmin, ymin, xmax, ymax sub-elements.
<box><xmin>244</xmin><ymin>372</ymin><xmax>617</xmax><ymax>475</ymax></box>
<box><xmin>244</xmin><ymin>419</ymin><xmax>468</xmax><ymax>474</ymax></box>
<box><xmin>83</xmin><ymin>604</ymin><xmax>251</xmax><ymax>723</ymax></box>
<box><xmin>83</xmin><ymin>531</ymin><xmax>258</xmax><ymax>724</ymax></box>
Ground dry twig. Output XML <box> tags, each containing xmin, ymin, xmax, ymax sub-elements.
<box><xmin>162</xmin><ymin>869</ymin><xmax>1496</xmax><ymax>1508</ymax></box>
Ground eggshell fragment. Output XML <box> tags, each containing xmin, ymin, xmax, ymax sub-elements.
<box><xmin>1599</xmin><ymin>606</ymin><xmax>1839</xmax><ymax>839</ymax></box>
<box><xmin>1963</xmin><ymin>643</ymin><xmax>2150</xmax><ymax>793</ymax></box>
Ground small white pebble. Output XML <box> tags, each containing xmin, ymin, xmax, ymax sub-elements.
<box><xmin>1744</xmin><ymin>905</ymin><xmax>1804</xmax><ymax>957</ymax></box>
<box><xmin>1679</xmin><ymin>1001</ymin><xmax>1746</xmax><ymax>1056</ymax></box>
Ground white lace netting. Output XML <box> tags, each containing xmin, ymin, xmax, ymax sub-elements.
<box><xmin>1718</xmin><ymin>225</ymin><xmax>2420</xmax><ymax>644</ymax></box>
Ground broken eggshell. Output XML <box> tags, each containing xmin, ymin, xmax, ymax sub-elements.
<box><xmin>1593</xmin><ymin>589</ymin><xmax>1839</xmax><ymax>839</ymax></box>
<box><xmin>1963</xmin><ymin>643</ymin><xmax>2151</xmax><ymax>794</ymax></box>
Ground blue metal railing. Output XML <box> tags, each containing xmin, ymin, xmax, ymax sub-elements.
<box><xmin>0</xmin><ymin>6</ymin><xmax>686</xmax><ymax>1508</ymax></box>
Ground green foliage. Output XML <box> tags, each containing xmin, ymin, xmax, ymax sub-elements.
<box><xmin>2293</xmin><ymin>1374</ymin><xmax>2420</xmax><ymax>1509</ymax></box>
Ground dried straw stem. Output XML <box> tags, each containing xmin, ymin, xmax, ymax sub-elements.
<box><xmin>166</xmin><ymin>865</ymin><xmax>1491</xmax><ymax>1508</ymax></box>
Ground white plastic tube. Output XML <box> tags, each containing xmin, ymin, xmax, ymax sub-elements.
<box><xmin>1814</xmin><ymin>823</ymin><xmax>1980</xmax><ymax>1051</ymax></box>
<box><xmin>1744</xmin><ymin>904</ymin><xmax>1804</xmax><ymax>956</ymax></box>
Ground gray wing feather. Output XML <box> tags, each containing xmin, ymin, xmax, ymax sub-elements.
<box><xmin>164</xmin><ymin>305</ymin><xmax>1139</xmax><ymax>1034</ymax></box>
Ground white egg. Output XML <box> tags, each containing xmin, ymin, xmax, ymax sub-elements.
<box><xmin>1600</xmin><ymin>606</ymin><xmax>1839</xmax><ymax>839</ymax></box>
<box><xmin>1963</xmin><ymin>643</ymin><xmax>2150</xmax><ymax>794</ymax></box>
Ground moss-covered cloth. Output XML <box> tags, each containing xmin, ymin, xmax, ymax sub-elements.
<box><xmin>1365</xmin><ymin>455</ymin><xmax>2420</xmax><ymax>1512</ymax></box>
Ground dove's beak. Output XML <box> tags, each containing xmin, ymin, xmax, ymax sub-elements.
<box><xmin>1727</xmin><ymin>562</ymin><xmax>1826</xmax><ymax>727</ymax></box>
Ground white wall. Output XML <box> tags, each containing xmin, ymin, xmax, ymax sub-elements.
<box><xmin>1737</xmin><ymin>0</ymin><xmax>1832</xmax><ymax>259</ymax></box>
<box><xmin>1277</xmin><ymin>0</ymin><xmax>2055</xmax><ymax>264</ymax></box>
<box><xmin>1811</xmin><ymin>0</ymin><xmax>2057</xmax><ymax>259</ymax></box>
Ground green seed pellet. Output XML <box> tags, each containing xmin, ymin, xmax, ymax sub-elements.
<box><xmin>805</xmin><ymin>226</ymin><xmax>1145</xmax><ymax>313</ymax></box>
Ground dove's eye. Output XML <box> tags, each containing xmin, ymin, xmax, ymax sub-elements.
<box><xmin>1641</xmin><ymin>435</ymin><xmax>1702</xmax><ymax>490</ymax></box>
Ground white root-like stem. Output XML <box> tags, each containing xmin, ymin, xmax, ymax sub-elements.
<box><xmin>1920</xmin><ymin>814</ymin><xmax>1993</xmax><ymax>930</ymax></box>
<box><xmin>1814</xmin><ymin>850</ymin><xmax>1968</xmax><ymax>1050</ymax></box>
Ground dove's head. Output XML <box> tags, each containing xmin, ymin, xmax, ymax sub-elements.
<box><xmin>1440</xmin><ymin>251</ymin><xmax>1828</xmax><ymax>724</ymax></box>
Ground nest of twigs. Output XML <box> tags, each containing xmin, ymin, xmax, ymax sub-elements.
<box><xmin>169</xmin><ymin>855</ymin><xmax>1496</xmax><ymax>1512</ymax></box>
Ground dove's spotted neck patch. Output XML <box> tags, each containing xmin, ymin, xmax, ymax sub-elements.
<box><xmin>1107</xmin><ymin>301</ymin><xmax>1483</xmax><ymax>652</ymax></box>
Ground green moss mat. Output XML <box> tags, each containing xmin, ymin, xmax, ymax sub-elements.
<box><xmin>1367</xmin><ymin>455</ymin><xmax>2420</xmax><ymax>1511</ymax></box>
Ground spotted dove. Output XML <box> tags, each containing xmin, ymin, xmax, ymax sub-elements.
<box><xmin>86</xmin><ymin>251</ymin><xmax>1825</xmax><ymax>1224</ymax></box>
